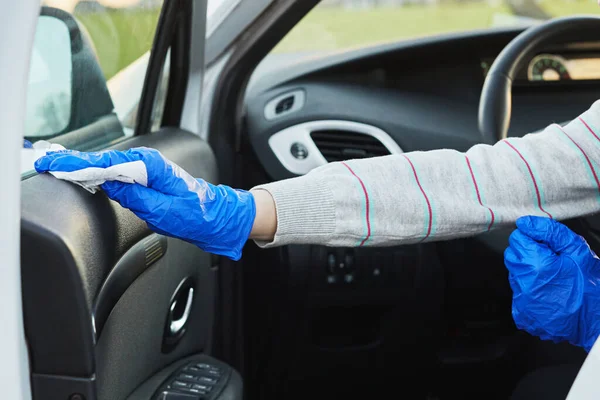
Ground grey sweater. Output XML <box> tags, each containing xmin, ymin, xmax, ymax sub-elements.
<box><xmin>254</xmin><ymin>100</ymin><xmax>600</xmax><ymax>248</ymax></box>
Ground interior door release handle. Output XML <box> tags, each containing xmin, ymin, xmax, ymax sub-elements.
<box><xmin>169</xmin><ymin>287</ymin><xmax>194</xmax><ymax>336</ymax></box>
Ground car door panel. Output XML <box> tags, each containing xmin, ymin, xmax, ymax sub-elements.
<box><xmin>95</xmin><ymin>237</ymin><xmax>215</xmax><ymax>400</ymax></box>
<box><xmin>21</xmin><ymin>128</ymin><xmax>223</xmax><ymax>400</ymax></box>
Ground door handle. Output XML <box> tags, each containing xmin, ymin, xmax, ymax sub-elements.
<box><xmin>168</xmin><ymin>287</ymin><xmax>194</xmax><ymax>336</ymax></box>
<box><xmin>163</xmin><ymin>277</ymin><xmax>195</xmax><ymax>352</ymax></box>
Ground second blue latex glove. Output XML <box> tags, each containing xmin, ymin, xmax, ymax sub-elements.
<box><xmin>35</xmin><ymin>147</ymin><xmax>256</xmax><ymax>261</ymax></box>
<box><xmin>505</xmin><ymin>216</ymin><xmax>600</xmax><ymax>351</ymax></box>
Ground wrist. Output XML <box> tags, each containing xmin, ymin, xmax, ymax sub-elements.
<box><xmin>249</xmin><ymin>189</ymin><xmax>277</xmax><ymax>241</ymax></box>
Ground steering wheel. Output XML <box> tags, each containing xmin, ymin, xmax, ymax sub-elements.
<box><xmin>478</xmin><ymin>15</ymin><xmax>600</xmax><ymax>144</ymax></box>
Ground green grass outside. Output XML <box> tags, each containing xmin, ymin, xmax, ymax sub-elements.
<box><xmin>539</xmin><ymin>0</ymin><xmax>600</xmax><ymax>17</ymax></box>
<box><xmin>272</xmin><ymin>0</ymin><xmax>600</xmax><ymax>54</ymax></box>
<box><xmin>74</xmin><ymin>1</ymin><xmax>600</xmax><ymax>79</ymax></box>
<box><xmin>272</xmin><ymin>2</ymin><xmax>512</xmax><ymax>53</ymax></box>
<box><xmin>75</xmin><ymin>8</ymin><xmax>160</xmax><ymax>80</ymax></box>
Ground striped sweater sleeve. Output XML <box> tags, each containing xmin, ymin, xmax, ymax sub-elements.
<box><xmin>252</xmin><ymin>100</ymin><xmax>600</xmax><ymax>248</ymax></box>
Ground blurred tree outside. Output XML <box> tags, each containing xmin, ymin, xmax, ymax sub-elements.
<box><xmin>43</xmin><ymin>0</ymin><xmax>161</xmax><ymax>80</ymax></box>
<box><xmin>273</xmin><ymin>0</ymin><xmax>600</xmax><ymax>53</ymax></box>
<box><xmin>74</xmin><ymin>3</ymin><xmax>160</xmax><ymax>80</ymax></box>
<box><xmin>44</xmin><ymin>0</ymin><xmax>600</xmax><ymax>77</ymax></box>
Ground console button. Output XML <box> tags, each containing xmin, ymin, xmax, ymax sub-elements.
<box><xmin>171</xmin><ymin>381</ymin><xmax>190</xmax><ymax>389</ymax></box>
<box><xmin>159</xmin><ymin>391</ymin><xmax>201</xmax><ymax>400</ymax></box>
<box><xmin>178</xmin><ymin>373</ymin><xmax>197</xmax><ymax>381</ymax></box>
<box><xmin>198</xmin><ymin>376</ymin><xmax>217</xmax><ymax>385</ymax></box>
<box><xmin>327</xmin><ymin>253</ymin><xmax>336</xmax><ymax>274</ymax></box>
<box><xmin>344</xmin><ymin>253</ymin><xmax>354</xmax><ymax>270</ymax></box>
<box><xmin>206</xmin><ymin>369</ymin><xmax>221</xmax><ymax>377</ymax></box>
<box><xmin>192</xmin><ymin>384</ymin><xmax>211</xmax><ymax>392</ymax></box>
<box><xmin>195</xmin><ymin>363</ymin><xmax>212</xmax><ymax>370</ymax></box>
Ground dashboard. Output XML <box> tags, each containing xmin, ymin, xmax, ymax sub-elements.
<box><xmin>246</xmin><ymin>27</ymin><xmax>600</xmax><ymax>182</ymax></box>
<box><xmin>239</xmin><ymin>25</ymin><xmax>600</xmax><ymax>398</ymax></box>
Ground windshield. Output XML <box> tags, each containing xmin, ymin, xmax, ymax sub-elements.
<box><xmin>273</xmin><ymin>0</ymin><xmax>600</xmax><ymax>55</ymax></box>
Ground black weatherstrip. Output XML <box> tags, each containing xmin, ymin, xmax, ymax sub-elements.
<box><xmin>161</xmin><ymin>0</ymin><xmax>192</xmax><ymax>127</ymax></box>
<box><xmin>135</xmin><ymin>0</ymin><xmax>183</xmax><ymax>136</ymax></box>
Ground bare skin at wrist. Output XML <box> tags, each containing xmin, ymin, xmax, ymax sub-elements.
<box><xmin>250</xmin><ymin>189</ymin><xmax>277</xmax><ymax>241</ymax></box>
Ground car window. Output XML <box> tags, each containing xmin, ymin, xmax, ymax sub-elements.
<box><xmin>272</xmin><ymin>0</ymin><xmax>600</xmax><ymax>55</ymax></box>
<box><xmin>26</xmin><ymin>16</ymin><xmax>73</xmax><ymax>138</ymax></box>
<box><xmin>27</xmin><ymin>0</ymin><xmax>165</xmax><ymax>142</ymax></box>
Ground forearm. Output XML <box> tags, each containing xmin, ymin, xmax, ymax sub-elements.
<box><xmin>252</xmin><ymin>100</ymin><xmax>600</xmax><ymax>247</ymax></box>
<box><xmin>249</xmin><ymin>189</ymin><xmax>277</xmax><ymax>241</ymax></box>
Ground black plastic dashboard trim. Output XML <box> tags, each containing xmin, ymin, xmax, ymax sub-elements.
<box><xmin>247</xmin><ymin>27</ymin><xmax>526</xmax><ymax>98</ymax></box>
<box><xmin>246</xmin><ymin>27</ymin><xmax>600</xmax><ymax>181</ymax></box>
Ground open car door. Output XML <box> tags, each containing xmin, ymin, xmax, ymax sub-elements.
<box><xmin>20</xmin><ymin>1</ymin><xmax>242</xmax><ymax>399</ymax></box>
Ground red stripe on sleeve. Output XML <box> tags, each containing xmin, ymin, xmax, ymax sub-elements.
<box><xmin>503</xmin><ymin>141</ymin><xmax>553</xmax><ymax>219</ymax></box>
<box><xmin>402</xmin><ymin>155</ymin><xmax>433</xmax><ymax>241</ymax></box>
<box><xmin>465</xmin><ymin>155</ymin><xmax>495</xmax><ymax>231</ymax></box>
<box><xmin>579</xmin><ymin>117</ymin><xmax>600</xmax><ymax>143</ymax></box>
<box><xmin>557</xmin><ymin>125</ymin><xmax>600</xmax><ymax>193</ymax></box>
<box><xmin>341</xmin><ymin>162</ymin><xmax>371</xmax><ymax>246</ymax></box>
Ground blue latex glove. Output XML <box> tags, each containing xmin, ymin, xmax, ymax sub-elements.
<box><xmin>23</xmin><ymin>139</ymin><xmax>32</xmax><ymax>148</ymax></box>
<box><xmin>504</xmin><ymin>216</ymin><xmax>600</xmax><ymax>351</ymax></box>
<box><xmin>34</xmin><ymin>147</ymin><xmax>256</xmax><ymax>261</ymax></box>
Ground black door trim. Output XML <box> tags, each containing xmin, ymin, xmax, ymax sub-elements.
<box><xmin>92</xmin><ymin>234</ymin><xmax>168</xmax><ymax>339</ymax></box>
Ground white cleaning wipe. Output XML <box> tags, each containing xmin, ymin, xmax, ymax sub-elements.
<box><xmin>49</xmin><ymin>160</ymin><xmax>149</xmax><ymax>194</ymax></box>
<box><xmin>21</xmin><ymin>140</ymin><xmax>66</xmax><ymax>173</ymax></box>
<box><xmin>27</xmin><ymin>140</ymin><xmax>149</xmax><ymax>194</ymax></box>
<box><xmin>33</xmin><ymin>140</ymin><xmax>65</xmax><ymax>152</ymax></box>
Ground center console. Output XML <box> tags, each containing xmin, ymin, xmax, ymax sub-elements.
<box><xmin>127</xmin><ymin>355</ymin><xmax>242</xmax><ymax>400</ymax></box>
<box><xmin>261</xmin><ymin>242</ymin><xmax>446</xmax><ymax>399</ymax></box>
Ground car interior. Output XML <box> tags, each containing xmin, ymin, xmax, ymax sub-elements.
<box><xmin>19</xmin><ymin>1</ymin><xmax>600</xmax><ymax>400</ymax></box>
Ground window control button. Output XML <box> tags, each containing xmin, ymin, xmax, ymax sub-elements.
<box><xmin>178</xmin><ymin>373</ymin><xmax>197</xmax><ymax>381</ymax></box>
<box><xmin>195</xmin><ymin>363</ymin><xmax>212</xmax><ymax>369</ymax></box>
<box><xmin>171</xmin><ymin>380</ymin><xmax>190</xmax><ymax>389</ymax></box>
<box><xmin>206</xmin><ymin>369</ymin><xmax>221</xmax><ymax>377</ymax></box>
<box><xmin>160</xmin><ymin>391</ymin><xmax>201</xmax><ymax>400</ymax></box>
<box><xmin>192</xmin><ymin>384</ymin><xmax>211</xmax><ymax>392</ymax></box>
<box><xmin>198</xmin><ymin>376</ymin><xmax>217</xmax><ymax>384</ymax></box>
<box><xmin>184</xmin><ymin>367</ymin><xmax>200</xmax><ymax>375</ymax></box>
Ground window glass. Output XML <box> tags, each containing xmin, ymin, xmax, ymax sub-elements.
<box><xmin>26</xmin><ymin>16</ymin><xmax>72</xmax><ymax>138</ymax></box>
<box><xmin>28</xmin><ymin>0</ymin><xmax>164</xmax><ymax>140</ymax></box>
<box><xmin>272</xmin><ymin>0</ymin><xmax>600</xmax><ymax>55</ymax></box>
<box><xmin>45</xmin><ymin>0</ymin><xmax>161</xmax><ymax>80</ymax></box>
<box><xmin>22</xmin><ymin>1</ymin><xmax>165</xmax><ymax>174</ymax></box>
<box><xmin>151</xmin><ymin>49</ymin><xmax>171</xmax><ymax>132</ymax></box>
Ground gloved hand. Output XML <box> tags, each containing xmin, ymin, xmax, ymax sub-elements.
<box><xmin>505</xmin><ymin>216</ymin><xmax>600</xmax><ymax>351</ymax></box>
<box><xmin>34</xmin><ymin>147</ymin><xmax>256</xmax><ymax>261</ymax></box>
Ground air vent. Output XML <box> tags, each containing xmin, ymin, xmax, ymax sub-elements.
<box><xmin>264</xmin><ymin>90</ymin><xmax>305</xmax><ymax>120</ymax></box>
<box><xmin>310</xmin><ymin>130</ymin><xmax>391</xmax><ymax>162</ymax></box>
<box><xmin>275</xmin><ymin>96</ymin><xmax>294</xmax><ymax>114</ymax></box>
